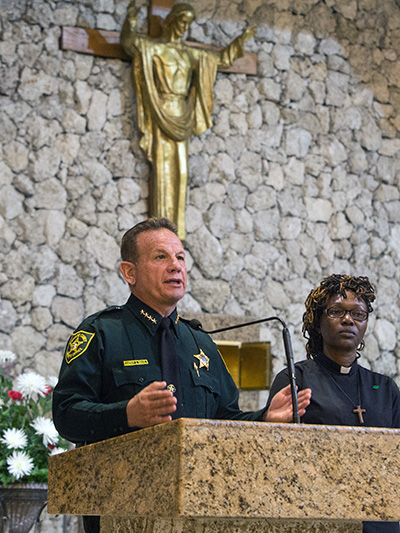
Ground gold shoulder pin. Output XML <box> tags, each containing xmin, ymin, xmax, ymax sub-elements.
<box><xmin>140</xmin><ymin>309</ymin><xmax>157</xmax><ymax>324</ymax></box>
<box><xmin>193</xmin><ymin>349</ymin><xmax>209</xmax><ymax>370</ymax></box>
<box><xmin>65</xmin><ymin>331</ymin><xmax>95</xmax><ymax>364</ymax></box>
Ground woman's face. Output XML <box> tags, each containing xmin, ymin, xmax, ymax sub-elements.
<box><xmin>318</xmin><ymin>290</ymin><xmax>369</xmax><ymax>358</ymax></box>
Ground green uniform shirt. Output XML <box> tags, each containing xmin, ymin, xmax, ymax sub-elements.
<box><xmin>53</xmin><ymin>294</ymin><xmax>266</xmax><ymax>443</ymax></box>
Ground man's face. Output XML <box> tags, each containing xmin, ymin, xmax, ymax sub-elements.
<box><xmin>171</xmin><ymin>12</ymin><xmax>194</xmax><ymax>39</ymax></box>
<box><xmin>129</xmin><ymin>229</ymin><xmax>187</xmax><ymax>315</ymax></box>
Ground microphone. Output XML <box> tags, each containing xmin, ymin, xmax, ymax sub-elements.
<box><xmin>186</xmin><ymin>316</ymin><xmax>300</xmax><ymax>424</ymax></box>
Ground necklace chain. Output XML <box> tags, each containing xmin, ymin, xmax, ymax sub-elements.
<box><xmin>317</xmin><ymin>361</ymin><xmax>365</xmax><ymax>424</ymax></box>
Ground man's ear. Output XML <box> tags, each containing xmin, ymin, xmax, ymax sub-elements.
<box><xmin>120</xmin><ymin>261</ymin><xmax>136</xmax><ymax>286</ymax></box>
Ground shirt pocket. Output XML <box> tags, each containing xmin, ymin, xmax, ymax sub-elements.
<box><xmin>112</xmin><ymin>365</ymin><xmax>160</xmax><ymax>398</ymax></box>
<box><xmin>189</xmin><ymin>368</ymin><xmax>221</xmax><ymax>419</ymax></box>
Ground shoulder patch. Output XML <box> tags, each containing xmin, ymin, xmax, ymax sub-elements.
<box><xmin>65</xmin><ymin>330</ymin><xmax>95</xmax><ymax>364</ymax></box>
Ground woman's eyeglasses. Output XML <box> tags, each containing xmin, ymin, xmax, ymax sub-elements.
<box><xmin>326</xmin><ymin>307</ymin><xmax>368</xmax><ymax>322</ymax></box>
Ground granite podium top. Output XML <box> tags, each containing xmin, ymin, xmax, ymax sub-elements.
<box><xmin>48</xmin><ymin>418</ymin><xmax>400</xmax><ymax>521</ymax></box>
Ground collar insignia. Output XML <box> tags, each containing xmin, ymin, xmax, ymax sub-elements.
<box><xmin>193</xmin><ymin>349</ymin><xmax>209</xmax><ymax>370</ymax></box>
<box><xmin>175</xmin><ymin>314</ymin><xmax>180</xmax><ymax>325</ymax></box>
<box><xmin>140</xmin><ymin>309</ymin><xmax>157</xmax><ymax>324</ymax></box>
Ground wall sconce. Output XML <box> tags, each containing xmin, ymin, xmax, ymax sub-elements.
<box><xmin>216</xmin><ymin>341</ymin><xmax>272</xmax><ymax>390</ymax></box>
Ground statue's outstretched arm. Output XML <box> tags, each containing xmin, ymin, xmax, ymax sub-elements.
<box><xmin>218</xmin><ymin>24</ymin><xmax>256</xmax><ymax>68</ymax></box>
<box><xmin>120</xmin><ymin>0</ymin><xmax>140</xmax><ymax>57</ymax></box>
<box><xmin>240</xmin><ymin>25</ymin><xmax>257</xmax><ymax>44</ymax></box>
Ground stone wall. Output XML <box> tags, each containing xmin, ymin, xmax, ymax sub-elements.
<box><xmin>1</xmin><ymin>0</ymin><xmax>400</xmax><ymax>391</ymax></box>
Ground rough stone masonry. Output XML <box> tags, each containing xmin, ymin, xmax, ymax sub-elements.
<box><xmin>1</xmin><ymin>0</ymin><xmax>400</xmax><ymax>395</ymax></box>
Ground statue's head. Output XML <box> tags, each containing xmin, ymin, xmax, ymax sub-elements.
<box><xmin>162</xmin><ymin>3</ymin><xmax>196</xmax><ymax>40</ymax></box>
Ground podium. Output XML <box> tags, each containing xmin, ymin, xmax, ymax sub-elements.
<box><xmin>48</xmin><ymin>419</ymin><xmax>400</xmax><ymax>532</ymax></box>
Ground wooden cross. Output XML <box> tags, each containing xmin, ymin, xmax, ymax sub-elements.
<box><xmin>353</xmin><ymin>405</ymin><xmax>366</xmax><ymax>424</ymax></box>
<box><xmin>60</xmin><ymin>0</ymin><xmax>257</xmax><ymax>75</ymax></box>
<box><xmin>148</xmin><ymin>0</ymin><xmax>174</xmax><ymax>38</ymax></box>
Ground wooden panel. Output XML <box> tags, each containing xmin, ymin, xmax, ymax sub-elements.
<box><xmin>149</xmin><ymin>0</ymin><xmax>174</xmax><ymax>38</ymax></box>
<box><xmin>60</xmin><ymin>26</ymin><xmax>257</xmax><ymax>75</ymax></box>
<box><xmin>61</xmin><ymin>26</ymin><xmax>130</xmax><ymax>61</ymax></box>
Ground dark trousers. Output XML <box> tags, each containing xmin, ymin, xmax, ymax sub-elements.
<box><xmin>82</xmin><ymin>516</ymin><xmax>398</xmax><ymax>533</ymax></box>
<box><xmin>363</xmin><ymin>522</ymin><xmax>400</xmax><ymax>533</ymax></box>
<box><xmin>82</xmin><ymin>516</ymin><xmax>100</xmax><ymax>533</ymax></box>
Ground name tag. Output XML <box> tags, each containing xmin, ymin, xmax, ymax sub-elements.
<box><xmin>123</xmin><ymin>359</ymin><xmax>149</xmax><ymax>367</ymax></box>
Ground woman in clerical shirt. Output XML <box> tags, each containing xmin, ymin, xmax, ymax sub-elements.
<box><xmin>267</xmin><ymin>273</ymin><xmax>400</xmax><ymax>533</ymax></box>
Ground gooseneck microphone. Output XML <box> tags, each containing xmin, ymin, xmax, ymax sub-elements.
<box><xmin>187</xmin><ymin>316</ymin><xmax>300</xmax><ymax>424</ymax></box>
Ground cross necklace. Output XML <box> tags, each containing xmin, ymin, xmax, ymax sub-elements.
<box><xmin>317</xmin><ymin>362</ymin><xmax>366</xmax><ymax>424</ymax></box>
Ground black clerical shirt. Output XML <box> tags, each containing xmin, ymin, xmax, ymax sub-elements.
<box><xmin>267</xmin><ymin>352</ymin><xmax>400</xmax><ymax>428</ymax></box>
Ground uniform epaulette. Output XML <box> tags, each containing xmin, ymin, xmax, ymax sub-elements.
<box><xmin>97</xmin><ymin>305</ymin><xmax>123</xmax><ymax>314</ymax></box>
<box><xmin>78</xmin><ymin>305</ymin><xmax>124</xmax><ymax>328</ymax></box>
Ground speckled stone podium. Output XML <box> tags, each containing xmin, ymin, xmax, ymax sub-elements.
<box><xmin>48</xmin><ymin>419</ymin><xmax>400</xmax><ymax>532</ymax></box>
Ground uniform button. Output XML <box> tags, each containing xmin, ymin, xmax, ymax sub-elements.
<box><xmin>113</xmin><ymin>427</ymin><xmax>117</xmax><ymax>433</ymax></box>
<box><xmin>138</xmin><ymin>377</ymin><xmax>144</xmax><ymax>383</ymax></box>
<box><xmin>90</xmin><ymin>429</ymin><xmax>95</xmax><ymax>435</ymax></box>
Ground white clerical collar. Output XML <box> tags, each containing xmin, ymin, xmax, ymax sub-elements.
<box><xmin>340</xmin><ymin>365</ymin><xmax>352</xmax><ymax>374</ymax></box>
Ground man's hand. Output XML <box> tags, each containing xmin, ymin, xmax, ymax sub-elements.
<box><xmin>126</xmin><ymin>381</ymin><xmax>177</xmax><ymax>428</ymax></box>
<box><xmin>263</xmin><ymin>385</ymin><xmax>312</xmax><ymax>423</ymax></box>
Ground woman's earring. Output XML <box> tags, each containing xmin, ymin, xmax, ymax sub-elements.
<box><xmin>357</xmin><ymin>340</ymin><xmax>365</xmax><ymax>352</ymax></box>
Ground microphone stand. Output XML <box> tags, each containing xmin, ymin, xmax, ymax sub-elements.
<box><xmin>188</xmin><ymin>316</ymin><xmax>300</xmax><ymax>424</ymax></box>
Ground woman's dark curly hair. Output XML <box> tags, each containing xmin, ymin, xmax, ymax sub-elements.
<box><xmin>302</xmin><ymin>274</ymin><xmax>376</xmax><ymax>359</ymax></box>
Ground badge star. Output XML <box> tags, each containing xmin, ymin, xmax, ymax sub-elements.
<box><xmin>193</xmin><ymin>349</ymin><xmax>209</xmax><ymax>370</ymax></box>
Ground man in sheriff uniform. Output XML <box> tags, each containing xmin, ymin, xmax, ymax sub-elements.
<box><xmin>53</xmin><ymin>217</ymin><xmax>311</xmax><ymax>532</ymax></box>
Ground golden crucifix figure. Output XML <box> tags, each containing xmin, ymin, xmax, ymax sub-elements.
<box><xmin>120</xmin><ymin>2</ymin><xmax>255</xmax><ymax>239</ymax></box>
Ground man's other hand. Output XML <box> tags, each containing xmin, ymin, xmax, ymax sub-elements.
<box><xmin>264</xmin><ymin>385</ymin><xmax>312</xmax><ymax>423</ymax></box>
<box><xmin>126</xmin><ymin>381</ymin><xmax>177</xmax><ymax>428</ymax></box>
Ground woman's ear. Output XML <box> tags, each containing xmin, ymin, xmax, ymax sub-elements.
<box><xmin>120</xmin><ymin>261</ymin><xmax>136</xmax><ymax>286</ymax></box>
